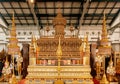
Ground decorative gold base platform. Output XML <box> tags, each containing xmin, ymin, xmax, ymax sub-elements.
<box><xmin>26</xmin><ymin>65</ymin><xmax>93</xmax><ymax>84</ymax></box>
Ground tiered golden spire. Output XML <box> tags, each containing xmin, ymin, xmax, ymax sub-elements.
<box><xmin>29</xmin><ymin>34</ymin><xmax>36</xmax><ymax>57</ymax></box>
<box><xmin>96</xmin><ymin>32</ymin><xmax>100</xmax><ymax>49</ymax></box>
<box><xmin>83</xmin><ymin>34</ymin><xmax>89</xmax><ymax>52</ymax></box>
<box><xmin>29</xmin><ymin>35</ymin><xmax>39</xmax><ymax>65</ymax></box>
<box><xmin>100</xmin><ymin>73</ymin><xmax>109</xmax><ymax>84</ymax></box>
<box><xmin>99</xmin><ymin>12</ymin><xmax>110</xmax><ymax>84</ymax></box>
<box><xmin>82</xmin><ymin>35</ymin><xmax>87</xmax><ymax>52</ymax></box>
<box><xmin>98</xmin><ymin>11</ymin><xmax>111</xmax><ymax>55</ymax></box>
<box><xmin>56</xmin><ymin>37</ymin><xmax>62</xmax><ymax>56</ymax></box>
<box><xmin>85</xmin><ymin>33</ymin><xmax>90</xmax><ymax>53</ymax></box>
<box><xmin>5</xmin><ymin>56</ymin><xmax>9</xmax><ymax>67</ymax></box>
<box><xmin>56</xmin><ymin>37</ymin><xmax>62</xmax><ymax>76</ymax></box>
<box><xmin>8</xmin><ymin>12</ymin><xmax>20</xmax><ymax>55</ymax></box>
<box><xmin>32</xmin><ymin>34</ymin><xmax>37</xmax><ymax>52</ymax></box>
<box><xmin>55</xmin><ymin>37</ymin><xmax>64</xmax><ymax>84</ymax></box>
<box><xmin>36</xmin><ymin>37</ymin><xmax>40</xmax><ymax>64</ymax></box>
<box><xmin>79</xmin><ymin>40</ymin><xmax>84</xmax><ymax>52</ymax></box>
<box><xmin>100</xmin><ymin>12</ymin><xmax>109</xmax><ymax>46</ymax></box>
<box><xmin>53</xmin><ymin>4</ymin><xmax>66</xmax><ymax>38</ymax></box>
<box><xmin>84</xmin><ymin>34</ymin><xmax>90</xmax><ymax>65</ymax></box>
<box><xmin>109</xmin><ymin>56</ymin><xmax>113</xmax><ymax>65</ymax></box>
<box><xmin>56</xmin><ymin>4</ymin><xmax>62</xmax><ymax>17</ymax></box>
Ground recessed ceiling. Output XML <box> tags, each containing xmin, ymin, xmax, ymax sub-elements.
<box><xmin>0</xmin><ymin>0</ymin><xmax>119</xmax><ymax>29</ymax></box>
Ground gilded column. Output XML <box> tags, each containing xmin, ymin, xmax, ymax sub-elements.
<box><xmin>54</xmin><ymin>37</ymin><xmax>64</xmax><ymax>84</ymax></box>
<box><xmin>29</xmin><ymin>35</ymin><xmax>36</xmax><ymax>65</ymax></box>
<box><xmin>79</xmin><ymin>38</ymin><xmax>85</xmax><ymax>65</ymax></box>
<box><xmin>56</xmin><ymin>37</ymin><xmax>62</xmax><ymax>76</ymax></box>
<box><xmin>83</xmin><ymin>34</ymin><xmax>90</xmax><ymax>65</ymax></box>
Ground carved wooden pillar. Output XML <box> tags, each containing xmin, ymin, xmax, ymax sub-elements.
<box><xmin>21</xmin><ymin>43</ymin><xmax>29</xmax><ymax>79</ymax></box>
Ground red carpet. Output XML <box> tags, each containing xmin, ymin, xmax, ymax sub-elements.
<box><xmin>18</xmin><ymin>79</ymin><xmax>26</xmax><ymax>84</ymax></box>
<box><xmin>93</xmin><ymin>78</ymin><xmax>100</xmax><ymax>84</ymax></box>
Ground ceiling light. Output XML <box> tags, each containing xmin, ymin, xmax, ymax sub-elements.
<box><xmin>30</xmin><ymin>0</ymin><xmax>34</xmax><ymax>3</ymax></box>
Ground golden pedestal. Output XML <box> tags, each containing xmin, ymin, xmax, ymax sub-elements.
<box><xmin>54</xmin><ymin>79</ymin><xmax>64</xmax><ymax>84</ymax></box>
<box><xmin>26</xmin><ymin>65</ymin><xmax>93</xmax><ymax>84</ymax></box>
<box><xmin>9</xmin><ymin>74</ymin><xmax>17</xmax><ymax>84</ymax></box>
<box><xmin>100</xmin><ymin>74</ymin><xmax>109</xmax><ymax>84</ymax></box>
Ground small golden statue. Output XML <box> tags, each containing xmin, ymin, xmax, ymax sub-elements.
<box><xmin>106</xmin><ymin>56</ymin><xmax>116</xmax><ymax>82</ymax></box>
<box><xmin>9</xmin><ymin>74</ymin><xmax>17</xmax><ymax>84</ymax></box>
<box><xmin>2</xmin><ymin>56</ymin><xmax>11</xmax><ymax>81</ymax></box>
<box><xmin>16</xmin><ymin>52</ymin><xmax>23</xmax><ymax>76</ymax></box>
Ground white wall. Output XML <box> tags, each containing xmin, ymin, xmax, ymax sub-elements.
<box><xmin>111</xmin><ymin>13</ymin><xmax>120</xmax><ymax>27</ymax></box>
<box><xmin>0</xmin><ymin>17</ymin><xmax>7</xmax><ymax>51</ymax></box>
<box><xmin>0</xmin><ymin>23</ymin><xmax>120</xmax><ymax>52</ymax></box>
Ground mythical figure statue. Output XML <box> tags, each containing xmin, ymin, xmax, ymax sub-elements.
<box><xmin>106</xmin><ymin>56</ymin><xmax>116</xmax><ymax>82</ymax></box>
<box><xmin>2</xmin><ymin>56</ymin><xmax>11</xmax><ymax>75</ymax></box>
<box><xmin>16</xmin><ymin>52</ymin><xmax>23</xmax><ymax>76</ymax></box>
<box><xmin>2</xmin><ymin>56</ymin><xmax>11</xmax><ymax>81</ymax></box>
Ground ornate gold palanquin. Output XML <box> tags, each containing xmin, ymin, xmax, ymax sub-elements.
<box><xmin>26</xmin><ymin>66</ymin><xmax>93</xmax><ymax>84</ymax></box>
<box><xmin>37</xmin><ymin>37</ymin><xmax>82</xmax><ymax>65</ymax></box>
<box><xmin>26</xmin><ymin>7</ymin><xmax>93</xmax><ymax>84</ymax></box>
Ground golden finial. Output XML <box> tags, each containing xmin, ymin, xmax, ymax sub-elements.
<box><xmin>100</xmin><ymin>73</ymin><xmax>109</xmax><ymax>84</ymax></box>
<box><xmin>12</xmin><ymin>12</ymin><xmax>14</xmax><ymax>20</ymax></box>
<box><xmin>102</xmin><ymin>11</ymin><xmax>108</xmax><ymax>37</ymax></box>
<box><xmin>46</xmin><ymin>22</ymin><xmax>50</xmax><ymax>33</ymax></box>
<box><xmin>83</xmin><ymin>35</ymin><xmax>87</xmax><ymax>42</ymax></box>
<box><xmin>86</xmin><ymin>33</ymin><xmax>89</xmax><ymax>44</ymax></box>
<box><xmin>57</xmin><ymin>2</ymin><xmax>62</xmax><ymax>14</ymax></box>
<box><xmin>79</xmin><ymin>42</ymin><xmax>84</xmax><ymax>52</ymax></box>
<box><xmin>109</xmin><ymin>56</ymin><xmax>113</xmax><ymax>65</ymax></box>
<box><xmin>5</xmin><ymin>56</ymin><xmax>9</xmax><ymax>67</ymax></box>
<box><xmin>31</xmin><ymin>34</ymin><xmax>34</xmax><ymax>44</ymax></box>
<box><xmin>82</xmin><ymin>34</ymin><xmax>87</xmax><ymax>52</ymax></box>
<box><xmin>6</xmin><ymin>56</ymin><xmax>8</xmax><ymax>62</ymax></box>
<box><xmin>99</xmin><ymin>10</ymin><xmax>110</xmax><ymax>47</ymax></box>
<box><xmin>56</xmin><ymin>37</ymin><xmax>62</xmax><ymax>56</ymax></box>
<box><xmin>83</xmin><ymin>33</ymin><xmax>89</xmax><ymax>45</ymax></box>
<box><xmin>12</xmin><ymin>12</ymin><xmax>15</xmax><ymax>28</ymax></box>
<box><xmin>103</xmin><ymin>11</ymin><xmax>105</xmax><ymax>20</ymax></box>
<box><xmin>103</xmin><ymin>11</ymin><xmax>106</xmax><ymax>30</ymax></box>
<box><xmin>96</xmin><ymin>32</ymin><xmax>100</xmax><ymax>49</ymax></box>
<box><xmin>32</xmin><ymin>34</ymin><xmax>37</xmax><ymax>52</ymax></box>
<box><xmin>55</xmin><ymin>36</ymin><xmax>64</xmax><ymax>84</ymax></box>
<box><xmin>56</xmin><ymin>37</ymin><xmax>62</xmax><ymax>76</ymax></box>
<box><xmin>55</xmin><ymin>2</ymin><xmax>63</xmax><ymax>18</ymax></box>
<box><xmin>9</xmin><ymin>74</ymin><xmax>17</xmax><ymax>84</ymax></box>
<box><xmin>69</xmin><ymin>23</ymin><xmax>74</xmax><ymax>33</ymax></box>
<box><xmin>36</xmin><ymin>37</ymin><xmax>40</xmax><ymax>51</ymax></box>
<box><xmin>8</xmin><ymin>11</ymin><xmax>20</xmax><ymax>55</ymax></box>
<box><xmin>31</xmin><ymin>34</ymin><xmax>36</xmax><ymax>44</ymax></box>
<box><xmin>30</xmin><ymin>34</ymin><xmax>36</xmax><ymax>52</ymax></box>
